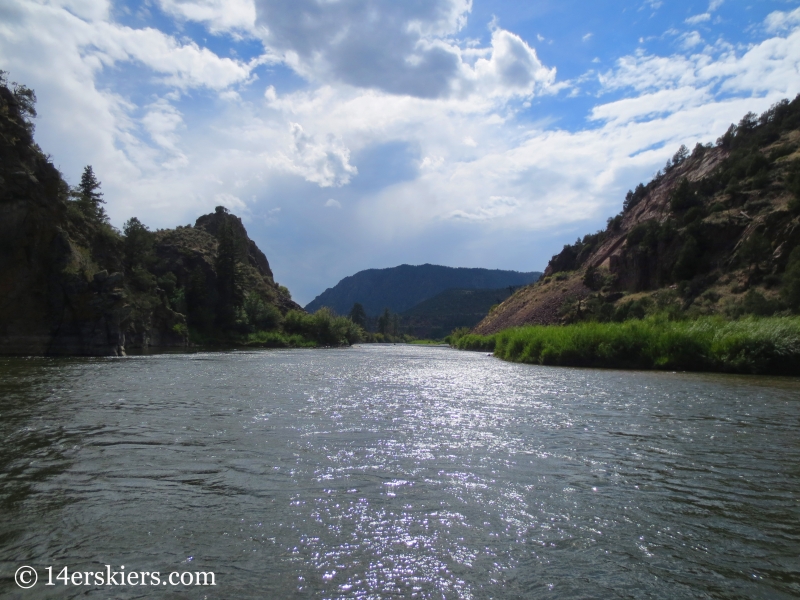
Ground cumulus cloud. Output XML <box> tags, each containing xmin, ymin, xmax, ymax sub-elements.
<box><xmin>253</xmin><ymin>0</ymin><xmax>470</xmax><ymax>98</ymax></box>
<box><xmin>325</xmin><ymin>199</ymin><xmax>342</xmax><ymax>209</ymax></box>
<box><xmin>157</xmin><ymin>0</ymin><xmax>256</xmax><ymax>33</ymax></box>
<box><xmin>252</xmin><ymin>0</ymin><xmax>554</xmax><ymax>102</ymax></box>
<box><xmin>468</xmin><ymin>28</ymin><xmax>556</xmax><ymax>99</ymax></box>
<box><xmin>270</xmin><ymin>123</ymin><xmax>357</xmax><ymax>188</ymax></box>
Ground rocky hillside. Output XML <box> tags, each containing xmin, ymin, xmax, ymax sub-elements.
<box><xmin>306</xmin><ymin>264</ymin><xmax>541</xmax><ymax>316</ymax></box>
<box><xmin>475</xmin><ymin>96</ymin><xmax>800</xmax><ymax>335</ymax></box>
<box><xmin>0</xmin><ymin>76</ymin><xmax>299</xmax><ymax>356</ymax></box>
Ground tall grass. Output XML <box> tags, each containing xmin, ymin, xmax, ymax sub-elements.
<box><xmin>453</xmin><ymin>316</ymin><xmax>800</xmax><ymax>375</ymax></box>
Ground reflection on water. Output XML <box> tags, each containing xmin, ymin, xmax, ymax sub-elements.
<box><xmin>0</xmin><ymin>346</ymin><xmax>799</xmax><ymax>598</ymax></box>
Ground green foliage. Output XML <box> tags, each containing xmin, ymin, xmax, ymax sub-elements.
<box><xmin>672</xmin><ymin>235</ymin><xmax>699</xmax><ymax>281</ymax></box>
<box><xmin>214</xmin><ymin>221</ymin><xmax>244</xmax><ymax>329</ymax></box>
<box><xmin>726</xmin><ymin>289</ymin><xmax>783</xmax><ymax>318</ymax></box>
<box><xmin>669</xmin><ymin>178</ymin><xmax>700</xmax><ymax>211</ymax></box>
<box><xmin>582</xmin><ymin>265</ymin><xmax>601</xmax><ymax>291</ymax></box>
<box><xmin>73</xmin><ymin>165</ymin><xmax>108</xmax><ymax>223</ymax></box>
<box><xmin>623</xmin><ymin>182</ymin><xmax>649</xmax><ymax>212</ymax></box>
<box><xmin>246</xmin><ymin>331</ymin><xmax>316</xmax><ymax>348</ymax></box>
<box><xmin>349</xmin><ymin>302</ymin><xmax>367</xmax><ymax>328</ymax></box>
<box><xmin>122</xmin><ymin>217</ymin><xmax>154</xmax><ymax>269</ymax></box>
<box><xmin>0</xmin><ymin>71</ymin><xmax>37</xmax><ymax>130</ymax></box>
<box><xmin>376</xmin><ymin>307</ymin><xmax>399</xmax><ymax>336</ymax></box>
<box><xmin>612</xmin><ymin>297</ymin><xmax>653</xmax><ymax>322</ymax></box>
<box><xmin>243</xmin><ymin>291</ymin><xmax>282</xmax><ymax>331</ymax></box>
<box><xmin>606</xmin><ymin>214</ymin><xmax>623</xmax><ymax>231</ymax></box>
<box><xmin>157</xmin><ymin>272</ymin><xmax>177</xmax><ymax>295</ymax></box>
<box><xmin>738</xmin><ymin>232</ymin><xmax>772</xmax><ymax>267</ymax></box>
<box><xmin>283</xmin><ymin>308</ymin><xmax>364</xmax><ymax>346</ymax></box>
<box><xmin>782</xmin><ymin>247</ymin><xmax>800</xmax><ymax>312</ymax></box>
<box><xmin>454</xmin><ymin>316</ymin><xmax>800</xmax><ymax>375</ymax></box>
<box><xmin>129</xmin><ymin>266</ymin><xmax>156</xmax><ymax>292</ymax></box>
<box><xmin>785</xmin><ymin>160</ymin><xmax>800</xmax><ymax>213</ymax></box>
<box><xmin>186</xmin><ymin>267</ymin><xmax>215</xmax><ymax>331</ymax></box>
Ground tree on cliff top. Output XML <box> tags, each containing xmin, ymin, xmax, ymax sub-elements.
<box><xmin>75</xmin><ymin>165</ymin><xmax>108</xmax><ymax>223</ymax></box>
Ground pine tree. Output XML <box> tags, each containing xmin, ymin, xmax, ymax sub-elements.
<box><xmin>348</xmin><ymin>302</ymin><xmax>367</xmax><ymax>328</ymax></box>
<box><xmin>215</xmin><ymin>220</ymin><xmax>243</xmax><ymax>329</ymax></box>
<box><xmin>76</xmin><ymin>165</ymin><xmax>108</xmax><ymax>222</ymax></box>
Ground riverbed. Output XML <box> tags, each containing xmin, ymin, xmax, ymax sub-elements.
<box><xmin>1</xmin><ymin>345</ymin><xmax>798</xmax><ymax>598</ymax></box>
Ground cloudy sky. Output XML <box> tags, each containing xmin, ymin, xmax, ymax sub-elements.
<box><xmin>2</xmin><ymin>0</ymin><xmax>800</xmax><ymax>305</ymax></box>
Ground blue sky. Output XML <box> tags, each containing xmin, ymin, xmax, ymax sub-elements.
<box><xmin>2</xmin><ymin>0</ymin><xmax>800</xmax><ymax>305</ymax></box>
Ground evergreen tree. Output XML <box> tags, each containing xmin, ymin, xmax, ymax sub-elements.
<box><xmin>377</xmin><ymin>308</ymin><xmax>390</xmax><ymax>335</ymax></box>
<box><xmin>75</xmin><ymin>165</ymin><xmax>108</xmax><ymax>222</ymax></box>
<box><xmin>348</xmin><ymin>302</ymin><xmax>367</xmax><ymax>328</ymax></box>
<box><xmin>215</xmin><ymin>220</ymin><xmax>243</xmax><ymax>329</ymax></box>
<box><xmin>122</xmin><ymin>217</ymin><xmax>153</xmax><ymax>269</ymax></box>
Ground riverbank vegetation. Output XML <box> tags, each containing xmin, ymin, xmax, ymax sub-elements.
<box><xmin>450</xmin><ymin>315</ymin><xmax>800</xmax><ymax>375</ymax></box>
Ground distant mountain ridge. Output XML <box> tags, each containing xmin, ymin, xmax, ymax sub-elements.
<box><xmin>400</xmin><ymin>287</ymin><xmax>516</xmax><ymax>339</ymax></box>
<box><xmin>305</xmin><ymin>264</ymin><xmax>542</xmax><ymax>316</ymax></box>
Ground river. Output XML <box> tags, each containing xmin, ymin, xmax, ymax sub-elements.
<box><xmin>0</xmin><ymin>345</ymin><xmax>798</xmax><ymax>598</ymax></box>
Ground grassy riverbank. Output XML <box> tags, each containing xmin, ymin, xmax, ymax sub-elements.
<box><xmin>451</xmin><ymin>316</ymin><xmax>800</xmax><ymax>375</ymax></box>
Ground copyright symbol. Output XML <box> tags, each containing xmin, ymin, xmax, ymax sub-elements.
<box><xmin>15</xmin><ymin>566</ymin><xmax>38</xmax><ymax>589</ymax></box>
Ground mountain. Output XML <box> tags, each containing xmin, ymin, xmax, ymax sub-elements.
<box><xmin>0</xmin><ymin>77</ymin><xmax>299</xmax><ymax>356</ymax></box>
<box><xmin>400</xmin><ymin>287</ymin><xmax>516</xmax><ymax>339</ymax></box>
<box><xmin>475</xmin><ymin>96</ymin><xmax>800</xmax><ymax>335</ymax></box>
<box><xmin>305</xmin><ymin>264</ymin><xmax>542</xmax><ymax>316</ymax></box>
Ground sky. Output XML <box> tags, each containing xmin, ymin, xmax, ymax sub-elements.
<box><xmin>2</xmin><ymin>0</ymin><xmax>800</xmax><ymax>305</ymax></box>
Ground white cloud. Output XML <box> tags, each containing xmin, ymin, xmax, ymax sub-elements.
<box><xmin>708</xmin><ymin>0</ymin><xmax>724</xmax><ymax>12</ymax></box>
<box><xmin>270</xmin><ymin>123</ymin><xmax>358</xmax><ymax>188</ymax></box>
<box><xmin>468</xmin><ymin>28</ymin><xmax>556</xmax><ymax>99</ymax></box>
<box><xmin>251</xmin><ymin>0</ymin><xmax>554</xmax><ymax>103</ymax></box>
<box><xmin>765</xmin><ymin>7</ymin><xmax>800</xmax><ymax>33</ymax></box>
<box><xmin>325</xmin><ymin>199</ymin><xmax>342</xmax><ymax>209</ymax></box>
<box><xmin>680</xmin><ymin>31</ymin><xmax>704</xmax><ymax>49</ymax></box>
<box><xmin>157</xmin><ymin>0</ymin><xmax>256</xmax><ymax>33</ymax></box>
<box><xmin>449</xmin><ymin>196</ymin><xmax>520</xmax><ymax>221</ymax></box>
<box><xmin>142</xmin><ymin>99</ymin><xmax>184</xmax><ymax>151</ymax></box>
<box><xmin>582</xmin><ymin>33</ymin><xmax>593</xmax><ymax>42</ymax></box>
<box><xmin>685</xmin><ymin>13</ymin><xmax>710</xmax><ymax>25</ymax></box>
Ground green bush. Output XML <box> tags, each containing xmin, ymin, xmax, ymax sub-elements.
<box><xmin>282</xmin><ymin>308</ymin><xmax>363</xmax><ymax>346</ymax></box>
<box><xmin>243</xmin><ymin>292</ymin><xmax>282</xmax><ymax>331</ymax></box>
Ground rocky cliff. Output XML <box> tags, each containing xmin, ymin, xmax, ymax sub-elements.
<box><xmin>475</xmin><ymin>96</ymin><xmax>800</xmax><ymax>335</ymax></box>
<box><xmin>0</xmin><ymin>78</ymin><xmax>299</xmax><ymax>356</ymax></box>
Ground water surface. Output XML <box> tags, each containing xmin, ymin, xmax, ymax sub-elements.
<box><xmin>1</xmin><ymin>345</ymin><xmax>798</xmax><ymax>598</ymax></box>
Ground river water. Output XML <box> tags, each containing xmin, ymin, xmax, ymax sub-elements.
<box><xmin>0</xmin><ymin>345</ymin><xmax>798</xmax><ymax>599</ymax></box>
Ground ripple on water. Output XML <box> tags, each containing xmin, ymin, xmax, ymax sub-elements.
<box><xmin>0</xmin><ymin>347</ymin><xmax>799</xmax><ymax>599</ymax></box>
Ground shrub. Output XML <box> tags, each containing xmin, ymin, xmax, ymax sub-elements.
<box><xmin>243</xmin><ymin>292</ymin><xmax>282</xmax><ymax>331</ymax></box>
